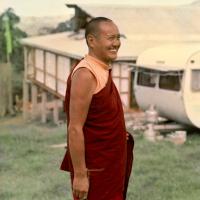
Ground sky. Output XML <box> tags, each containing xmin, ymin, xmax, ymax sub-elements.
<box><xmin>0</xmin><ymin>0</ymin><xmax>196</xmax><ymax>17</ymax></box>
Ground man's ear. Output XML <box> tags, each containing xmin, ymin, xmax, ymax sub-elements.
<box><xmin>87</xmin><ymin>34</ymin><xmax>95</xmax><ymax>48</ymax></box>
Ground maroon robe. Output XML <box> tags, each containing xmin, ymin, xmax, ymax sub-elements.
<box><xmin>60</xmin><ymin>63</ymin><xmax>134</xmax><ymax>200</ymax></box>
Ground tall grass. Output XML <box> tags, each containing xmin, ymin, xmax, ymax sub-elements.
<box><xmin>0</xmin><ymin>116</ymin><xmax>200</xmax><ymax>200</ymax></box>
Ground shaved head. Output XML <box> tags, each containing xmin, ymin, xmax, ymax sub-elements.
<box><xmin>85</xmin><ymin>17</ymin><xmax>113</xmax><ymax>45</ymax></box>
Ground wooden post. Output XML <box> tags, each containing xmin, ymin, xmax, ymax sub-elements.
<box><xmin>53</xmin><ymin>98</ymin><xmax>59</xmax><ymax>125</ymax></box>
<box><xmin>23</xmin><ymin>47</ymin><xmax>29</xmax><ymax>120</ymax></box>
<box><xmin>41</xmin><ymin>90</ymin><xmax>47</xmax><ymax>123</ymax></box>
<box><xmin>23</xmin><ymin>80</ymin><xmax>29</xmax><ymax>120</ymax></box>
<box><xmin>31</xmin><ymin>84</ymin><xmax>38</xmax><ymax>119</ymax></box>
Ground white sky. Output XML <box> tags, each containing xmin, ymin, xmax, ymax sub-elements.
<box><xmin>0</xmin><ymin>0</ymin><xmax>196</xmax><ymax>17</ymax></box>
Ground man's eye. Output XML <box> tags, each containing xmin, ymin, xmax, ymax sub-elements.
<box><xmin>108</xmin><ymin>36</ymin><xmax>115</xmax><ymax>41</ymax></box>
<box><xmin>107</xmin><ymin>36</ymin><xmax>120</xmax><ymax>41</ymax></box>
<box><xmin>117</xmin><ymin>35</ymin><xmax>121</xmax><ymax>40</ymax></box>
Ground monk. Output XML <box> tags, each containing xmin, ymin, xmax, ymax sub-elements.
<box><xmin>60</xmin><ymin>17</ymin><xmax>134</xmax><ymax>200</ymax></box>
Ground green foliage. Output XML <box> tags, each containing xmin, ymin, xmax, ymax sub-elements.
<box><xmin>0</xmin><ymin>21</ymin><xmax>7</xmax><ymax>62</ymax></box>
<box><xmin>0</xmin><ymin>8</ymin><xmax>27</xmax><ymax>71</ymax></box>
<box><xmin>0</xmin><ymin>8</ymin><xmax>27</xmax><ymax>115</ymax></box>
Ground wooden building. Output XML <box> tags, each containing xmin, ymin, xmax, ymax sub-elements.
<box><xmin>21</xmin><ymin>3</ymin><xmax>200</xmax><ymax>124</ymax></box>
<box><xmin>21</xmin><ymin>32</ymin><xmax>135</xmax><ymax>124</ymax></box>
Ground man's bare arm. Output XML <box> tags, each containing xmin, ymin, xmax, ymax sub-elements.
<box><xmin>68</xmin><ymin>68</ymin><xmax>96</xmax><ymax>199</ymax></box>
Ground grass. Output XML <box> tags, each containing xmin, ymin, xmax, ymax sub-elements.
<box><xmin>128</xmin><ymin>131</ymin><xmax>200</xmax><ymax>200</ymax></box>
<box><xmin>0</xmin><ymin>115</ymin><xmax>200</xmax><ymax>200</ymax></box>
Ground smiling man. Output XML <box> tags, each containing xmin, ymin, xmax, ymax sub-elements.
<box><xmin>60</xmin><ymin>17</ymin><xmax>134</xmax><ymax>200</ymax></box>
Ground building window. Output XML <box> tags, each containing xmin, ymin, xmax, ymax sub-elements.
<box><xmin>159</xmin><ymin>71</ymin><xmax>183</xmax><ymax>91</ymax></box>
<box><xmin>191</xmin><ymin>70</ymin><xmax>200</xmax><ymax>91</ymax></box>
<box><xmin>137</xmin><ymin>68</ymin><xmax>157</xmax><ymax>87</ymax></box>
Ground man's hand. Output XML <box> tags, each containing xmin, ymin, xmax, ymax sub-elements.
<box><xmin>73</xmin><ymin>172</ymin><xmax>89</xmax><ymax>200</ymax></box>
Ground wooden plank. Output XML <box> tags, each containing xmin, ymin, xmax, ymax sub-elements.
<box><xmin>119</xmin><ymin>63</ymin><xmax>122</xmax><ymax>94</ymax></box>
<box><xmin>31</xmin><ymin>84</ymin><xmax>38</xmax><ymax>119</ymax></box>
<box><xmin>23</xmin><ymin>46</ymin><xmax>28</xmax><ymax>81</ymax></box>
<box><xmin>55</xmin><ymin>55</ymin><xmax>58</xmax><ymax>93</ymax></box>
<box><xmin>53</xmin><ymin>98</ymin><xmax>59</xmax><ymax>125</ymax></box>
<box><xmin>118</xmin><ymin>62</ymin><xmax>130</xmax><ymax>109</ymax></box>
<box><xmin>29</xmin><ymin>78</ymin><xmax>65</xmax><ymax>100</ymax></box>
<box><xmin>32</xmin><ymin>48</ymin><xmax>36</xmax><ymax>80</ymax></box>
<box><xmin>23</xmin><ymin>47</ymin><xmax>30</xmax><ymax>120</ymax></box>
<box><xmin>41</xmin><ymin>90</ymin><xmax>47</xmax><ymax>123</ymax></box>
<box><xmin>33</xmin><ymin>68</ymin><xmax>66</xmax><ymax>84</ymax></box>
<box><xmin>44</xmin><ymin>50</ymin><xmax>46</xmax><ymax>85</ymax></box>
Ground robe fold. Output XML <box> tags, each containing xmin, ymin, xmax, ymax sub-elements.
<box><xmin>60</xmin><ymin>64</ymin><xmax>134</xmax><ymax>200</ymax></box>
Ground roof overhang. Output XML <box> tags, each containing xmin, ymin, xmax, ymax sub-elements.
<box><xmin>21</xmin><ymin>32</ymin><xmax>137</xmax><ymax>61</ymax></box>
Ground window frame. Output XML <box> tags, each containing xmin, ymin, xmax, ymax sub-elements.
<box><xmin>136</xmin><ymin>67</ymin><xmax>158</xmax><ymax>88</ymax></box>
<box><xmin>158</xmin><ymin>70</ymin><xmax>183</xmax><ymax>92</ymax></box>
<box><xmin>191</xmin><ymin>69</ymin><xmax>200</xmax><ymax>92</ymax></box>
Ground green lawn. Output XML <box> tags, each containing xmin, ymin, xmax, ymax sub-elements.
<box><xmin>0</xmin><ymin>116</ymin><xmax>200</xmax><ymax>200</ymax></box>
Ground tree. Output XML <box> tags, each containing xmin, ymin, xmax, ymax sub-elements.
<box><xmin>0</xmin><ymin>8</ymin><xmax>27</xmax><ymax>70</ymax></box>
<box><xmin>0</xmin><ymin>8</ymin><xmax>27</xmax><ymax>117</ymax></box>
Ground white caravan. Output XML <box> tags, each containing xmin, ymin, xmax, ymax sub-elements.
<box><xmin>134</xmin><ymin>43</ymin><xmax>200</xmax><ymax>128</ymax></box>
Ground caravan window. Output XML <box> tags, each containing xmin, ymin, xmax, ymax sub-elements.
<box><xmin>159</xmin><ymin>71</ymin><xmax>183</xmax><ymax>91</ymax></box>
<box><xmin>191</xmin><ymin>70</ymin><xmax>200</xmax><ymax>91</ymax></box>
<box><xmin>137</xmin><ymin>68</ymin><xmax>157</xmax><ymax>87</ymax></box>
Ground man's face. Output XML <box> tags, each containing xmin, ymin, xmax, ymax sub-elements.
<box><xmin>89</xmin><ymin>21</ymin><xmax>121</xmax><ymax>64</ymax></box>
